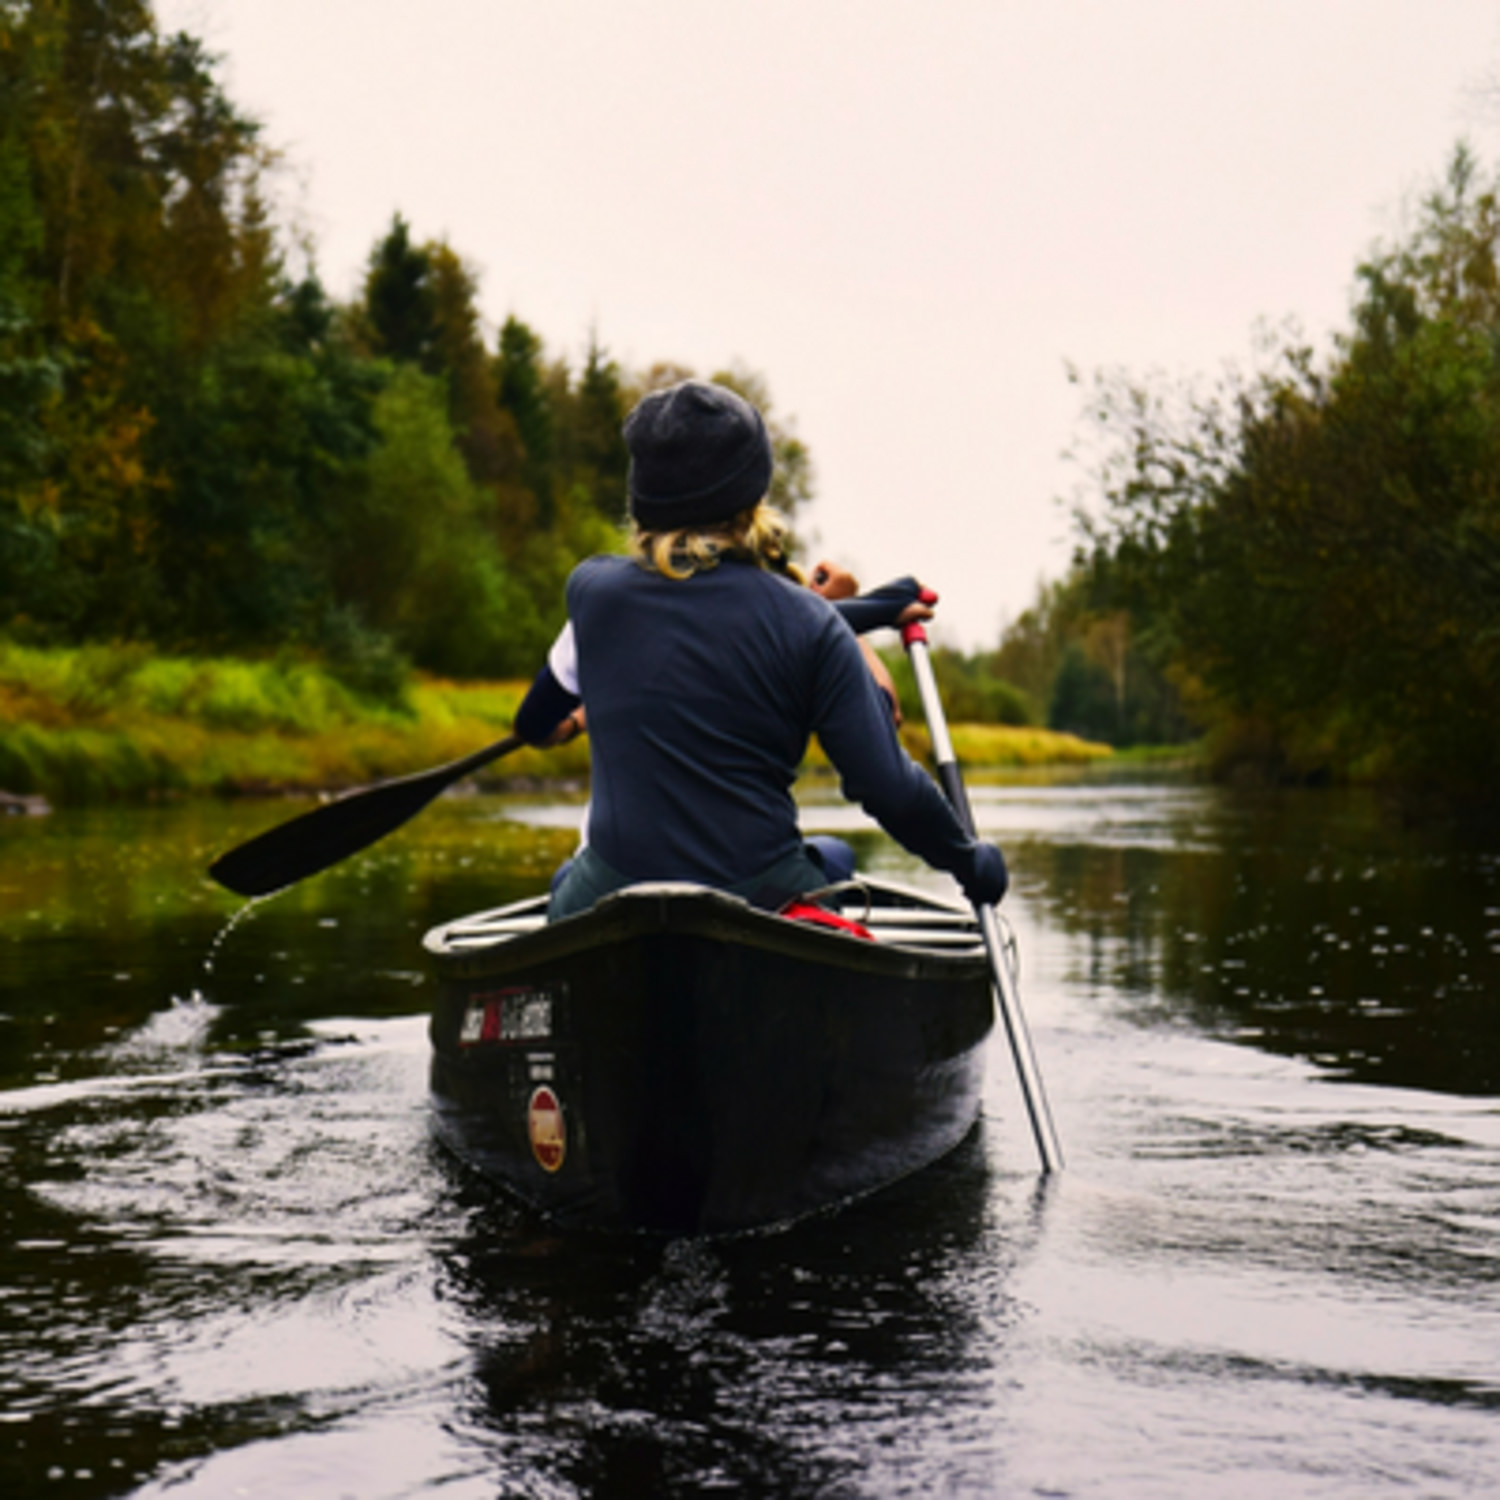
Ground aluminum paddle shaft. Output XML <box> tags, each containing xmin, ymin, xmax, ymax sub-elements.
<box><xmin>903</xmin><ymin>620</ymin><xmax>1064</xmax><ymax>1174</ymax></box>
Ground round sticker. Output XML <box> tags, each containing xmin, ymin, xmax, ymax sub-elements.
<box><xmin>528</xmin><ymin>1086</ymin><xmax>566</xmax><ymax>1173</ymax></box>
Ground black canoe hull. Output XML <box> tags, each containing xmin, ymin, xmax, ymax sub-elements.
<box><xmin>425</xmin><ymin>882</ymin><xmax>994</xmax><ymax>1236</ymax></box>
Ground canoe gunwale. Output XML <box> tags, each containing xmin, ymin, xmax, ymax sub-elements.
<box><xmin>424</xmin><ymin>878</ymin><xmax>990</xmax><ymax>984</ymax></box>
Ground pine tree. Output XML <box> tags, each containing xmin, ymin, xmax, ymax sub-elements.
<box><xmin>363</xmin><ymin>214</ymin><xmax>437</xmax><ymax>369</ymax></box>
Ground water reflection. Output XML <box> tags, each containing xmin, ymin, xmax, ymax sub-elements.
<box><xmin>964</xmin><ymin>782</ymin><xmax>1500</xmax><ymax>1094</ymax></box>
<box><xmin>439</xmin><ymin>1134</ymin><xmax>1042</xmax><ymax>1496</ymax></box>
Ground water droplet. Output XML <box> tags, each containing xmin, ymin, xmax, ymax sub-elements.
<box><xmin>203</xmin><ymin>894</ymin><xmax>277</xmax><ymax>981</ymax></box>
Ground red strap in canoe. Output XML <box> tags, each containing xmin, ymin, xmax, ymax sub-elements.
<box><xmin>779</xmin><ymin>901</ymin><xmax>874</xmax><ymax>940</ymax></box>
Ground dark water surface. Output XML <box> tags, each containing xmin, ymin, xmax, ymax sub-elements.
<box><xmin>2</xmin><ymin>775</ymin><xmax>1498</xmax><ymax>1497</ymax></box>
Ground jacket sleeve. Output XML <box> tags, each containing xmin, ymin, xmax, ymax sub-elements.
<box><xmin>512</xmin><ymin>622</ymin><xmax>582</xmax><ymax>745</ymax></box>
<box><xmin>808</xmin><ymin>617</ymin><xmax>990</xmax><ymax>889</ymax></box>
<box><xmin>832</xmin><ymin>576</ymin><xmax>923</xmax><ymax>635</ymax></box>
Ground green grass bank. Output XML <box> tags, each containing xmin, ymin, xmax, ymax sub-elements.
<box><xmin>0</xmin><ymin>641</ymin><xmax>1113</xmax><ymax>807</ymax></box>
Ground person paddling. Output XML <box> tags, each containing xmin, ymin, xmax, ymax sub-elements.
<box><xmin>513</xmin><ymin>378</ymin><xmax>1009</xmax><ymax>921</ymax></box>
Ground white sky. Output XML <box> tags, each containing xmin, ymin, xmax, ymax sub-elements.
<box><xmin>159</xmin><ymin>0</ymin><xmax>1499</xmax><ymax>647</ymax></box>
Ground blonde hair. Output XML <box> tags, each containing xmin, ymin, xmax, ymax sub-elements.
<box><xmin>631</xmin><ymin>503</ymin><xmax>805</xmax><ymax>583</ymax></box>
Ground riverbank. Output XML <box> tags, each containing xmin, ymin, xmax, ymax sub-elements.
<box><xmin>0</xmin><ymin>641</ymin><xmax>1115</xmax><ymax>807</ymax></box>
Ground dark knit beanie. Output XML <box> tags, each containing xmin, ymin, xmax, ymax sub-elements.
<box><xmin>624</xmin><ymin>380</ymin><xmax>774</xmax><ymax>529</ymax></box>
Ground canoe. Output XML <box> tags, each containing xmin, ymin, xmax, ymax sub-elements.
<box><xmin>423</xmin><ymin>877</ymin><xmax>998</xmax><ymax>1236</ymax></box>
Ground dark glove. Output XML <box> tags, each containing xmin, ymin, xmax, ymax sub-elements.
<box><xmin>959</xmin><ymin>841</ymin><xmax>1008</xmax><ymax>906</ymax></box>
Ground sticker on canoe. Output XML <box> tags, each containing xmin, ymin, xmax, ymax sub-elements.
<box><xmin>528</xmin><ymin>1086</ymin><xmax>566</xmax><ymax>1173</ymax></box>
<box><xmin>458</xmin><ymin>986</ymin><xmax>556</xmax><ymax>1047</ymax></box>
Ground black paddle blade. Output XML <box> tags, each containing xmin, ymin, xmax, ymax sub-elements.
<box><xmin>208</xmin><ymin>776</ymin><xmax>450</xmax><ymax>897</ymax></box>
<box><xmin>208</xmin><ymin>733</ymin><xmax>523</xmax><ymax>897</ymax></box>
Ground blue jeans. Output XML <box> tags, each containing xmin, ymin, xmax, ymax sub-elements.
<box><xmin>548</xmin><ymin>835</ymin><xmax>856</xmax><ymax>922</ymax></box>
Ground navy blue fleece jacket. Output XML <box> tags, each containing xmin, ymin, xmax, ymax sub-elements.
<box><xmin>516</xmin><ymin>555</ymin><xmax>996</xmax><ymax>895</ymax></box>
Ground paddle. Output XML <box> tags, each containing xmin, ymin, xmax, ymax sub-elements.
<box><xmin>903</xmin><ymin>609</ymin><xmax>1064</xmax><ymax>1173</ymax></box>
<box><xmin>208</xmin><ymin>732</ymin><xmax>525</xmax><ymax>898</ymax></box>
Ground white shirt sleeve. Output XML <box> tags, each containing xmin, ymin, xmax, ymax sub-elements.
<box><xmin>546</xmin><ymin>620</ymin><xmax>588</xmax><ymax>851</ymax></box>
<box><xmin>547</xmin><ymin>620</ymin><xmax>580</xmax><ymax>695</ymax></box>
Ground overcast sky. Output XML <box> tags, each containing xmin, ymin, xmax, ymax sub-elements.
<box><xmin>158</xmin><ymin>0</ymin><xmax>1499</xmax><ymax>647</ymax></box>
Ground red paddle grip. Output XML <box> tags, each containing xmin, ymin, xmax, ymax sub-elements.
<box><xmin>901</xmin><ymin>586</ymin><xmax>938</xmax><ymax>646</ymax></box>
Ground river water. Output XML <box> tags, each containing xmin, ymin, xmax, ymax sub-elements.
<box><xmin>2</xmin><ymin>772</ymin><xmax>1498</xmax><ymax>1497</ymax></box>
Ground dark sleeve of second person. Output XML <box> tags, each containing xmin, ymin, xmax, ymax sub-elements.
<box><xmin>809</xmin><ymin>616</ymin><xmax>1008</xmax><ymax>904</ymax></box>
<box><xmin>513</xmin><ymin>663</ymin><xmax>582</xmax><ymax>746</ymax></box>
<box><xmin>831</xmin><ymin>576</ymin><xmax>924</xmax><ymax>635</ymax></box>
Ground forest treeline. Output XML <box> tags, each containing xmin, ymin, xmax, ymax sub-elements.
<box><xmin>1067</xmin><ymin>146</ymin><xmax>1500</xmax><ymax>797</ymax></box>
<box><xmin>0</xmin><ymin>0</ymin><xmax>810</xmax><ymax>696</ymax></box>
<box><xmin>916</xmin><ymin>145</ymin><xmax>1500</xmax><ymax>796</ymax></box>
<box><xmin>5</xmin><ymin>2</ymin><xmax>1497</xmax><ymax>800</ymax></box>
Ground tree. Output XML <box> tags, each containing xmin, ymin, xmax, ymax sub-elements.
<box><xmin>992</xmin><ymin>572</ymin><xmax>1191</xmax><ymax>746</ymax></box>
<box><xmin>143</xmin><ymin>279</ymin><xmax>383</xmax><ymax>650</ymax></box>
<box><xmin>1073</xmin><ymin>145</ymin><xmax>1500</xmax><ymax>791</ymax></box>
<box><xmin>424</xmin><ymin>239</ymin><xmax>511</xmax><ymax>487</ymax></box>
<box><xmin>0</xmin><ymin>0</ymin><xmax>283</xmax><ymax>642</ymax></box>
<box><xmin>363</xmin><ymin>215</ymin><xmax>437</xmax><ymax>369</ymax></box>
<box><xmin>494</xmin><ymin>313</ymin><xmax>555</xmax><ymax>526</ymax></box>
<box><xmin>1048</xmin><ymin>643</ymin><xmax>1119</xmax><ymax>742</ymax></box>
<box><xmin>329</xmin><ymin>362</ymin><xmax>544</xmax><ymax>676</ymax></box>
<box><xmin>0</xmin><ymin>98</ymin><xmax>59</xmax><ymax>500</ymax></box>
<box><xmin>572</xmin><ymin>333</ymin><xmax>629</xmax><ymax>521</ymax></box>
